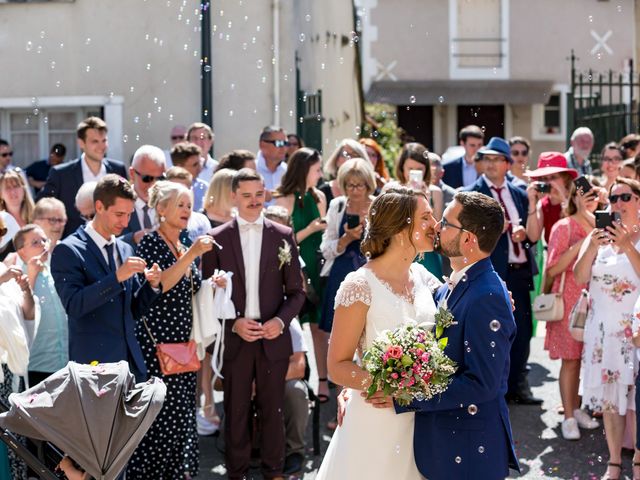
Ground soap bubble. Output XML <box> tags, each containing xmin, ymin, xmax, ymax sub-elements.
<box><xmin>489</xmin><ymin>320</ymin><xmax>501</xmax><ymax>331</ymax></box>
<box><xmin>438</xmin><ymin>95</ymin><xmax>445</xmax><ymax>103</ymax></box>
<box><xmin>467</xmin><ymin>404</ymin><xmax>478</xmax><ymax>415</ymax></box>
<box><xmin>409</xmin><ymin>95</ymin><xmax>416</xmax><ymax>104</ymax></box>
<box><xmin>455</xmin><ymin>456</ymin><xmax>462</xmax><ymax>464</ymax></box>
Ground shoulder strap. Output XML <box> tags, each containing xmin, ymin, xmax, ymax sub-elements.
<box><xmin>141</xmin><ymin>317</ymin><xmax>157</xmax><ymax>346</ymax></box>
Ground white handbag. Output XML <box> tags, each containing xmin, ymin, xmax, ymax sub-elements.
<box><xmin>532</xmin><ymin>271</ymin><xmax>566</xmax><ymax>322</ymax></box>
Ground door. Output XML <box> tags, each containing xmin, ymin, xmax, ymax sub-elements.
<box><xmin>457</xmin><ymin>105</ymin><xmax>504</xmax><ymax>140</ymax></box>
<box><xmin>397</xmin><ymin>105</ymin><xmax>434</xmax><ymax>150</ymax></box>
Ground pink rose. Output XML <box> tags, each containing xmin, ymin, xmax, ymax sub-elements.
<box><xmin>391</xmin><ymin>373</ymin><xmax>399</xmax><ymax>379</ymax></box>
<box><xmin>422</xmin><ymin>372</ymin><xmax>433</xmax><ymax>383</ymax></box>
<box><xmin>421</xmin><ymin>353</ymin><xmax>430</xmax><ymax>363</ymax></box>
<box><xmin>624</xmin><ymin>327</ymin><xmax>633</xmax><ymax>338</ymax></box>
<box><xmin>415</xmin><ymin>348</ymin><xmax>424</xmax><ymax>356</ymax></box>
<box><xmin>382</xmin><ymin>353</ymin><xmax>389</xmax><ymax>362</ymax></box>
<box><xmin>387</xmin><ymin>346</ymin><xmax>403</xmax><ymax>359</ymax></box>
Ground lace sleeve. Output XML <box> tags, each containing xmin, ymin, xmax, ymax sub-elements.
<box><xmin>334</xmin><ymin>273</ymin><xmax>372</xmax><ymax>309</ymax></box>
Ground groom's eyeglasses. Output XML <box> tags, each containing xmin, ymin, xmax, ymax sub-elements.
<box><xmin>440</xmin><ymin>216</ymin><xmax>467</xmax><ymax>232</ymax></box>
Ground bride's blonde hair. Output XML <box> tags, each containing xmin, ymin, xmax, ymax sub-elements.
<box><xmin>361</xmin><ymin>186</ymin><xmax>427</xmax><ymax>260</ymax></box>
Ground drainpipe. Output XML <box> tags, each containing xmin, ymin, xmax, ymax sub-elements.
<box><xmin>273</xmin><ymin>0</ymin><xmax>281</xmax><ymax>126</ymax></box>
<box><xmin>201</xmin><ymin>1</ymin><xmax>213</xmax><ymax>154</ymax></box>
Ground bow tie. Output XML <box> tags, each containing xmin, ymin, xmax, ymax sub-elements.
<box><xmin>240</xmin><ymin>223</ymin><xmax>262</xmax><ymax>233</ymax></box>
<box><xmin>442</xmin><ymin>275</ymin><xmax>455</xmax><ymax>289</ymax></box>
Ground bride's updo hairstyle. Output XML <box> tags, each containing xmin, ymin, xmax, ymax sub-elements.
<box><xmin>361</xmin><ymin>186</ymin><xmax>427</xmax><ymax>260</ymax></box>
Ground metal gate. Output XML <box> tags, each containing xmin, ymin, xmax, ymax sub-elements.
<box><xmin>569</xmin><ymin>50</ymin><xmax>640</xmax><ymax>156</ymax></box>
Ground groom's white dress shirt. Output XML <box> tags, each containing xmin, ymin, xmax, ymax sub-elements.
<box><xmin>448</xmin><ymin>261</ymin><xmax>477</xmax><ymax>289</ymax></box>
<box><xmin>237</xmin><ymin>214</ymin><xmax>264</xmax><ymax>319</ymax></box>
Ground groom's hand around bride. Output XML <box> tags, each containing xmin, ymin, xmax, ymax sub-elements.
<box><xmin>363</xmin><ymin>390</ymin><xmax>394</xmax><ymax>409</ymax></box>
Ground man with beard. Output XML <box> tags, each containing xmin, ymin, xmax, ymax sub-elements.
<box><xmin>201</xmin><ymin>168</ymin><xmax>305</xmax><ymax>480</ymax></box>
<box><xmin>391</xmin><ymin>191</ymin><xmax>520</xmax><ymax>479</ymax></box>
<box><xmin>564</xmin><ymin>127</ymin><xmax>594</xmax><ymax>176</ymax></box>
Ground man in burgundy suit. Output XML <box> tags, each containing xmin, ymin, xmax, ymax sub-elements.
<box><xmin>202</xmin><ymin>168</ymin><xmax>305</xmax><ymax>480</ymax></box>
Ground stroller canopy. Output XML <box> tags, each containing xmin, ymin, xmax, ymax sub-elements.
<box><xmin>0</xmin><ymin>361</ymin><xmax>165</xmax><ymax>480</ymax></box>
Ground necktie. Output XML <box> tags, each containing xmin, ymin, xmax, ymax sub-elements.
<box><xmin>491</xmin><ymin>186</ymin><xmax>521</xmax><ymax>256</ymax></box>
<box><xmin>142</xmin><ymin>205</ymin><xmax>153</xmax><ymax>229</ymax></box>
<box><xmin>104</xmin><ymin>243</ymin><xmax>117</xmax><ymax>272</ymax></box>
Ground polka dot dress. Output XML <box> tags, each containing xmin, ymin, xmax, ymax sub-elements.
<box><xmin>126</xmin><ymin>232</ymin><xmax>200</xmax><ymax>479</ymax></box>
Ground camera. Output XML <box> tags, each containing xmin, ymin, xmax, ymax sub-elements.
<box><xmin>533</xmin><ymin>181</ymin><xmax>550</xmax><ymax>193</ymax></box>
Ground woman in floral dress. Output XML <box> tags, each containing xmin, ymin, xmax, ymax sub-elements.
<box><xmin>575</xmin><ymin>177</ymin><xmax>640</xmax><ymax>479</ymax></box>
<box><xmin>544</xmin><ymin>178</ymin><xmax>603</xmax><ymax>440</ymax></box>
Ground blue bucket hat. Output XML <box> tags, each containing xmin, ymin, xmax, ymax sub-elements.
<box><xmin>478</xmin><ymin>137</ymin><xmax>512</xmax><ymax>163</ymax></box>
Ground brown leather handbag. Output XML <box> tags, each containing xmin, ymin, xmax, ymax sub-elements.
<box><xmin>141</xmin><ymin>272</ymin><xmax>201</xmax><ymax>376</ymax></box>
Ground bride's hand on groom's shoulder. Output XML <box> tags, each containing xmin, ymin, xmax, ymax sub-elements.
<box><xmin>362</xmin><ymin>390</ymin><xmax>394</xmax><ymax>409</ymax></box>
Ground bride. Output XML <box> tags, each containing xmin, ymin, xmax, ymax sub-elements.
<box><xmin>316</xmin><ymin>186</ymin><xmax>441</xmax><ymax>479</ymax></box>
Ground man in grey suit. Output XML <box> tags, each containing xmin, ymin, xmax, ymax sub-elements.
<box><xmin>38</xmin><ymin>117</ymin><xmax>127</xmax><ymax>238</ymax></box>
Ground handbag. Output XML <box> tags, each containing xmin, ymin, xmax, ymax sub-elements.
<box><xmin>569</xmin><ymin>289</ymin><xmax>591</xmax><ymax>342</ymax></box>
<box><xmin>141</xmin><ymin>271</ymin><xmax>201</xmax><ymax>376</ymax></box>
<box><xmin>532</xmin><ymin>271</ymin><xmax>566</xmax><ymax>322</ymax></box>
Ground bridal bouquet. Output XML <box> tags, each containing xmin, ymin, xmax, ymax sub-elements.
<box><xmin>362</xmin><ymin>321</ymin><xmax>457</xmax><ymax>406</ymax></box>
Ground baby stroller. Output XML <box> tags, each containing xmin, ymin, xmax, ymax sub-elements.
<box><xmin>0</xmin><ymin>361</ymin><xmax>166</xmax><ymax>479</ymax></box>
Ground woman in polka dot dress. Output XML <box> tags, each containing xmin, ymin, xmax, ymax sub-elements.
<box><xmin>127</xmin><ymin>181</ymin><xmax>215</xmax><ymax>480</ymax></box>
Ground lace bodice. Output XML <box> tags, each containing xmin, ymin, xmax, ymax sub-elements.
<box><xmin>334</xmin><ymin>263</ymin><xmax>439</xmax><ymax>349</ymax></box>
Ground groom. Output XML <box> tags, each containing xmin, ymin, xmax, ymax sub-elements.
<box><xmin>380</xmin><ymin>191</ymin><xmax>520</xmax><ymax>479</ymax></box>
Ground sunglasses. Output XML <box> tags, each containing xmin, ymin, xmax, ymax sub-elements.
<box><xmin>0</xmin><ymin>152</ymin><xmax>13</xmax><ymax>158</ymax></box>
<box><xmin>134</xmin><ymin>169</ymin><xmax>166</xmax><ymax>183</ymax></box>
<box><xmin>263</xmin><ymin>139</ymin><xmax>289</xmax><ymax>148</ymax></box>
<box><xmin>440</xmin><ymin>216</ymin><xmax>466</xmax><ymax>232</ymax></box>
<box><xmin>80</xmin><ymin>213</ymin><xmax>95</xmax><ymax>223</ymax></box>
<box><xmin>511</xmin><ymin>150</ymin><xmax>528</xmax><ymax>157</ymax></box>
<box><xmin>609</xmin><ymin>193</ymin><xmax>636</xmax><ymax>203</ymax></box>
<box><xmin>603</xmin><ymin>156</ymin><xmax>623</xmax><ymax>162</ymax></box>
<box><xmin>40</xmin><ymin>217</ymin><xmax>67</xmax><ymax>225</ymax></box>
<box><xmin>171</xmin><ymin>135</ymin><xmax>184</xmax><ymax>141</ymax></box>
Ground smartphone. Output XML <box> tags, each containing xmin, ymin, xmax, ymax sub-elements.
<box><xmin>533</xmin><ymin>181</ymin><xmax>551</xmax><ymax>193</ymax></box>
<box><xmin>573</xmin><ymin>176</ymin><xmax>593</xmax><ymax>195</ymax></box>
<box><xmin>346</xmin><ymin>214</ymin><xmax>360</xmax><ymax>229</ymax></box>
<box><xmin>409</xmin><ymin>169</ymin><xmax>423</xmax><ymax>189</ymax></box>
<box><xmin>595</xmin><ymin>210</ymin><xmax>621</xmax><ymax>229</ymax></box>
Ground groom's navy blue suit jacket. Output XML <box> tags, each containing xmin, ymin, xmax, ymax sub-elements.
<box><xmin>396</xmin><ymin>258</ymin><xmax>520</xmax><ymax>480</ymax></box>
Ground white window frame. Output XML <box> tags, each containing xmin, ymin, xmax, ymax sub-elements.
<box><xmin>0</xmin><ymin>95</ymin><xmax>124</xmax><ymax>163</ymax></box>
<box><xmin>448</xmin><ymin>0</ymin><xmax>509</xmax><ymax>80</ymax></box>
<box><xmin>531</xmin><ymin>84</ymin><xmax>569</xmax><ymax>142</ymax></box>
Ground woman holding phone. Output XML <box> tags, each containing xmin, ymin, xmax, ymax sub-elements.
<box><xmin>574</xmin><ymin>177</ymin><xmax>640</xmax><ymax>479</ymax></box>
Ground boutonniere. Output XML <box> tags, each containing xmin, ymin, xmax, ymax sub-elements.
<box><xmin>434</xmin><ymin>300</ymin><xmax>457</xmax><ymax>348</ymax></box>
<box><xmin>278</xmin><ymin>239</ymin><xmax>292</xmax><ymax>269</ymax></box>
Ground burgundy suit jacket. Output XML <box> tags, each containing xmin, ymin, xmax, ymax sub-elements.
<box><xmin>202</xmin><ymin>217</ymin><xmax>305</xmax><ymax>362</ymax></box>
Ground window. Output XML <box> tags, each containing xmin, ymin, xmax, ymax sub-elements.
<box><xmin>531</xmin><ymin>85</ymin><xmax>569</xmax><ymax>141</ymax></box>
<box><xmin>543</xmin><ymin>94</ymin><xmax>561</xmax><ymax>134</ymax></box>
<box><xmin>449</xmin><ymin>0</ymin><xmax>509</xmax><ymax>79</ymax></box>
<box><xmin>0</xmin><ymin>109</ymin><xmax>85</xmax><ymax>169</ymax></box>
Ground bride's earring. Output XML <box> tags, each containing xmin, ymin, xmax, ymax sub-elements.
<box><xmin>160</xmin><ymin>215</ymin><xmax>166</xmax><ymax>223</ymax></box>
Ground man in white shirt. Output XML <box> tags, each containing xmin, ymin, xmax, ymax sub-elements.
<box><xmin>51</xmin><ymin>174</ymin><xmax>161</xmax><ymax>381</ymax></box>
<box><xmin>256</xmin><ymin>126</ymin><xmax>288</xmax><ymax>204</ymax></box>
<box><xmin>201</xmin><ymin>168</ymin><xmax>305</xmax><ymax>480</ymax></box>
<box><xmin>187</xmin><ymin>122</ymin><xmax>217</xmax><ymax>184</ymax></box>
<box><xmin>120</xmin><ymin>145</ymin><xmax>166</xmax><ymax>247</ymax></box>
<box><xmin>37</xmin><ymin>117</ymin><xmax>128</xmax><ymax>238</ymax></box>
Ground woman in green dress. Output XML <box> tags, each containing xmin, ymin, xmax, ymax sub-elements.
<box><xmin>274</xmin><ymin>148</ymin><xmax>329</xmax><ymax>392</ymax></box>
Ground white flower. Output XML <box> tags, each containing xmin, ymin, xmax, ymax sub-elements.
<box><xmin>278</xmin><ymin>239</ymin><xmax>292</xmax><ymax>269</ymax></box>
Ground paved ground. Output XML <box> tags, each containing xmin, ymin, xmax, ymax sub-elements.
<box><xmin>196</xmin><ymin>325</ymin><xmax>622</xmax><ymax>480</ymax></box>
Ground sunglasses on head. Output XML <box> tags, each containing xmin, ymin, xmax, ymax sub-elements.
<box><xmin>609</xmin><ymin>193</ymin><xmax>635</xmax><ymax>203</ymax></box>
<box><xmin>0</xmin><ymin>152</ymin><xmax>13</xmax><ymax>158</ymax></box>
<box><xmin>134</xmin><ymin>169</ymin><xmax>166</xmax><ymax>183</ymax></box>
<box><xmin>263</xmin><ymin>139</ymin><xmax>289</xmax><ymax>148</ymax></box>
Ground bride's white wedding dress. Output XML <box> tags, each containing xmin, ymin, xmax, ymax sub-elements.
<box><xmin>316</xmin><ymin>263</ymin><xmax>439</xmax><ymax>480</ymax></box>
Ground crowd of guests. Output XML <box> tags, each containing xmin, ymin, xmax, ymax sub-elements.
<box><xmin>2</xmin><ymin>116</ymin><xmax>640</xmax><ymax>479</ymax></box>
